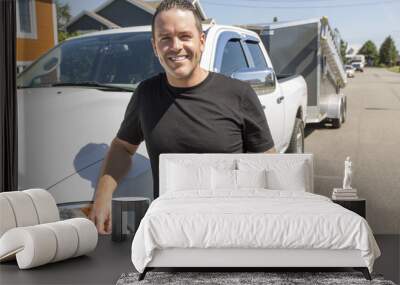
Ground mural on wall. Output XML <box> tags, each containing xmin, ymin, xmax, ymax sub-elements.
<box><xmin>16</xmin><ymin>0</ymin><xmax>400</xmax><ymax>236</ymax></box>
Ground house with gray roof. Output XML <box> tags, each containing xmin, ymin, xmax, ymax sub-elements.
<box><xmin>66</xmin><ymin>0</ymin><xmax>209</xmax><ymax>34</ymax></box>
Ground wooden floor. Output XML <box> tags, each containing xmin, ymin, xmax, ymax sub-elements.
<box><xmin>0</xmin><ymin>235</ymin><xmax>398</xmax><ymax>285</ymax></box>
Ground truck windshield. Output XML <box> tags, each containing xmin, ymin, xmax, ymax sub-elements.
<box><xmin>17</xmin><ymin>32</ymin><xmax>163</xmax><ymax>90</ymax></box>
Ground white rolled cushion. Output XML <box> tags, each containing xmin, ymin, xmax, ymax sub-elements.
<box><xmin>212</xmin><ymin>168</ymin><xmax>237</xmax><ymax>190</ymax></box>
<box><xmin>167</xmin><ymin>162</ymin><xmax>212</xmax><ymax>191</ymax></box>
<box><xmin>0</xmin><ymin>226</ymin><xmax>57</xmax><ymax>269</ymax></box>
<box><xmin>0</xmin><ymin>191</ymin><xmax>39</xmax><ymax>227</ymax></box>
<box><xmin>0</xmin><ymin>196</ymin><xmax>17</xmax><ymax>237</ymax></box>
<box><xmin>266</xmin><ymin>162</ymin><xmax>307</xmax><ymax>191</ymax></box>
<box><xmin>0</xmin><ymin>218</ymin><xmax>97</xmax><ymax>269</ymax></box>
<box><xmin>236</xmin><ymin>169</ymin><xmax>267</xmax><ymax>188</ymax></box>
<box><xmin>42</xmin><ymin>221</ymin><xmax>79</xmax><ymax>262</ymax></box>
<box><xmin>63</xmin><ymin>218</ymin><xmax>98</xmax><ymax>257</ymax></box>
<box><xmin>24</xmin><ymin>189</ymin><xmax>59</xmax><ymax>223</ymax></box>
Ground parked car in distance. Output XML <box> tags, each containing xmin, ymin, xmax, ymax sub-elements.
<box><xmin>16</xmin><ymin>24</ymin><xmax>307</xmax><ymax>205</ymax></box>
<box><xmin>352</xmin><ymin>62</ymin><xmax>364</xmax><ymax>72</ymax></box>
<box><xmin>350</xmin><ymin>54</ymin><xmax>366</xmax><ymax>67</ymax></box>
<box><xmin>345</xmin><ymin>65</ymin><xmax>355</xmax><ymax>78</ymax></box>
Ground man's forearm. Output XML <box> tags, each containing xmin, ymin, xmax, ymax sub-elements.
<box><xmin>95</xmin><ymin>140</ymin><xmax>133</xmax><ymax>197</ymax></box>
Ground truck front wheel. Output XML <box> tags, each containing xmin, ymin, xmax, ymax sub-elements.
<box><xmin>286</xmin><ymin>118</ymin><xmax>304</xmax><ymax>153</ymax></box>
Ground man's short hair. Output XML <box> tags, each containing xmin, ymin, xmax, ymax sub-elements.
<box><xmin>151</xmin><ymin>0</ymin><xmax>203</xmax><ymax>37</ymax></box>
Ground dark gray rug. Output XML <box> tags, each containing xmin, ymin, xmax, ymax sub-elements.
<box><xmin>116</xmin><ymin>271</ymin><xmax>396</xmax><ymax>285</ymax></box>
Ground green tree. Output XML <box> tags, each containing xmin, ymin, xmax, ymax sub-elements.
<box><xmin>58</xmin><ymin>30</ymin><xmax>79</xmax><ymax>42</ymax></box>
<box><xmin>55</xmin><ymin>0</ymin><xmax>78</xmax><ymax>42</ymax></box>
<box><xmin>55</xmin><ymin>0</ymin><xmax>71</xmax><ymax>32</ymax></box>
<box><xmin>358</xmin><ymin>40</ymin><xmax>379</xmax><ymax>66</ymax></box>
<box><xmin>340</xmin><ymin>39</ymin><xmax>348</xmax><ymax>64</ymax></box>
<box><xmin>379</xmin><ymin>36</ymin><xmax>398</xmax><ymax>67</ymax></box>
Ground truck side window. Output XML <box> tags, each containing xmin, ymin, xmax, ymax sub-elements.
<box><xmin>246</xmin><ymin>41</ymin><xmax>268</xmax><ymax>70</ymax></box>
<box><xmin>245</xmin><ymin>41</ymin><xmax>275</xmax><ymax>96</ymax></box>
<box><xmin>220</xmin><ymin>39</ymin><xmax>249</xmax><ymax>76</ymax></box>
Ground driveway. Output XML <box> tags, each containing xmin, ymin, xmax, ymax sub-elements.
<box><xmin>305</xmin><ymin>67</ymin><xmax>400</xmax><ymax>234</ymax></box>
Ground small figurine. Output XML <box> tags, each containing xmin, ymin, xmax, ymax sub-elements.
<box><xmin>343</xmin><ymin>156</ymin><xmax>353</xmax><ymax>189</ymax></box>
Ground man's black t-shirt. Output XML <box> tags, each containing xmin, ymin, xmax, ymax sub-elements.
<box><xmin>117</xmin><ymin>72</ymin><xmax>274</xmax><ymax>198</ymax></box>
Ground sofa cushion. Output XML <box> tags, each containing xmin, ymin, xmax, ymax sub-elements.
<box><xmin>0</xmin><ymin>191</ymin><xmax>39</xmax><ymax>227</ymax></box>
<box><xmin>0</xmin><ymin>196</ymin><xmax>17</xmax><ymax>237</ymax></box>
<box><xmin>0</xmin><ymin>189</ymin><xmax>60</xmax><ymax>238</ymax></box>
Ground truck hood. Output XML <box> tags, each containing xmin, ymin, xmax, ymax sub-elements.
<box><xmin>17</xmin><ymin>87</ymin><xmax>146</xmax><ymax>193</ymax></box>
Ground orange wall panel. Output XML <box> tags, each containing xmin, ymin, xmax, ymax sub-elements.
<box><xmin>16</xmin><ymin>0</ymin><xmax>56</xmax><ymax>62</ymax></box>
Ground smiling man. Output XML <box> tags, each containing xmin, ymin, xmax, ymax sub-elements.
<box><xmin>90</xmin><ymin>0</ymin><xmax>275</xmax><ymax>234</ymax></box>
<box><xmin>150</xmin><ymin>1</ymin><xmax>208</xmax><ymax>87</ymax></box>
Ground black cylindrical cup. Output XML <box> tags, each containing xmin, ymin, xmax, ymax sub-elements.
<box><xmin>111</xmin><ymin>197</ymin><xmax>150</xmax><ymax>242</ymax></box>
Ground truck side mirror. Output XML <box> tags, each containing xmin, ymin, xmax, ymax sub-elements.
<box><xmin>231</xmin><ymin>68</ymin><xmax>276</xmax><ymax>90</ymax></box>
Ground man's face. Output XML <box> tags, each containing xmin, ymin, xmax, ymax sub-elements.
<box><xmin>152</xmin><ymin>8</ymin><xmax>205</xmax><ymax>81</ymax></box>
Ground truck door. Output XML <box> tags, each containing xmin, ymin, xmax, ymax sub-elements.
<box><xmin>242</xmin><ymin>39</ymin><xmax>285</xmax><ymax>151</ymax></box>
<box><xmin>213</xmin><ymin>33</ymin><xmax>285</xmax><ymax>151</ymax></box>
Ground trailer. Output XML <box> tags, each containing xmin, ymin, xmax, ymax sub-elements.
<box><xmin>242</xmin><ymin>17</ymin><xmax>347</xmax><ymax>128</ymax></box>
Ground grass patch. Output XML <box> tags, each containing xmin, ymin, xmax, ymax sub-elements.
<box><xmin>388</xmin><ymin>66</ymin><xmax>400</xmax><ymax>73</ymax></box>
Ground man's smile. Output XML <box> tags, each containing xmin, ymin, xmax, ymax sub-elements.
<box><xmin>168</xmin><ymin>55</ymin><xmax>190</xmax><ymax>62</ymax></box>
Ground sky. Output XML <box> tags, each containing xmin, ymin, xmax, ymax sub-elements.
<box><xmin>60</xmin><ymin>0</ymin><xmax>400</xmax><ymax>51</ymax></box>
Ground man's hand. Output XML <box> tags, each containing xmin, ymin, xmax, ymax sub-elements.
<box><xmin>264</xmin><ymin>147</ymin><xmax>277</xmax><ymax>153</ymax></box>
<box><xmin>89</xmin><ymin>137</ymin><xmax>139</xmax><ymax>234</ymax></box>
<box><xmin>89</xmin><ymin>189</ymin><xmax>113</xmax><ymax>234</ymax></box>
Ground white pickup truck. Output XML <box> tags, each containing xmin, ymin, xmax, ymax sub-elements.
<box><xmin>17</xmin><ymin>25</ymin><xmax>307</xmax><ymax>204</ymax></box>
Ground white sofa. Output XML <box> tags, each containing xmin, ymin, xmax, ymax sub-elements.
<box><xmin>0</xmin><ymin>189</ymin><xmax>98</xmax><ymax>269</ymax></box>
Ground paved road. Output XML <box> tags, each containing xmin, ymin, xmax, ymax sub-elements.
<box><xmin>305</xmin><ymin>67</ymin><xmax>400</xmax><ymax>234</ymax></box>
